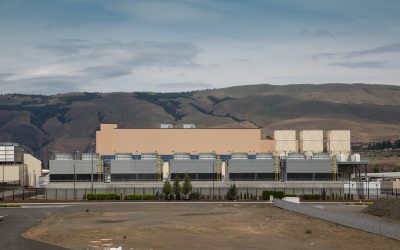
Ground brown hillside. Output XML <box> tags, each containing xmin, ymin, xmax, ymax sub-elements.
<box><xmin>0</xmin><ymin>84</ymin><xmax>399</xmax><ymax>160</ymax></box>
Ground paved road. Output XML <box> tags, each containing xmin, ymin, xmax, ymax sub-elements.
<box><xmin>0</xmin><ymin>206</ymin><xmax>67</xmax><ymax>250</ymax></box>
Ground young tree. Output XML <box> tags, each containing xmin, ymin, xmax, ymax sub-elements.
<box><xmin>173</xmin><ymin>176</ymin><xmax>182</xmax><ymax>200</ymax></box>
<box><xmin>226</xmin><ymin>184</ymin><xmax>238</xmax><ymax>200</ymax></box>
<box><xmin>182</xmin><ymin>174</ymin><xmax>192</xmax><ymax>199</ymax></box>
<box><xmin>162</xmin><ymin>180</ymin><xmax>172</xmax><ymax>200</ymax></box>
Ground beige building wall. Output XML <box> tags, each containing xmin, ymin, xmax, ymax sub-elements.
<box><xmin>0</xmin><ymin>165</ymin><xmax>20</xmax><ymax>183</ymax></box>
<box><xmin>96</xmin><ymin>124</ymin><xmax>275</xmax><ymax>155</ymax></box>
<box><xmin>274</xmin><ymin>130</ymin><xmax>298</xmax><ymax>153</ymax></box>
<box><xmin>24</xmin><ymin>153</ymin><xmax>42</xmax><ymax>187</ymax></box>
<box><xmin>327</xmin><ymin>130</ymin><xmax>351</xmax><ymax>155</ymax></box>
<box><xmin>299</xmin><ymin>130</ymin><xmax>323</xmax><ymax>153</ymax></box>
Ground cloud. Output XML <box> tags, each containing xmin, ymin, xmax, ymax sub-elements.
<box><xmin>0</xmin><ymin>76</ymin><xmax>84</xmax><ymax>94</ymax></box>
<box><xmin>232</xmin><ymin>58</ymin><xmax>250</xmax><ymax>63</ymax></box>
<box><xmin>329</xmin><ymin>61</ymin><xmax>386</xmax><ymax>69</ymax></box>
<box><xmin>2</xmin><ymin>39</ymin><xmax>202</xmax><ymax>93</ymax></box>
<box><xmin>345</xmin><ymin>42</ymin><xmax>400</xmax><ymax>58</ymax></box>
<box><xmin>314</xmin><ymin>42</ymin><xmax>400</xmax><ymax>59</ymax></box>
<box><xmin>0</xmin><ymin>72</ymin><xmax>13</xmax><ymax>79</ymax></box>
<box><xmin>301</xmin><ymin>29</ymin><xmax>335</xmax><ymax>37</ymax></box>
<box><xmin>37</xmin><ymin>39</ymin><xmax>89</xmax><ymax>56</ymax></box>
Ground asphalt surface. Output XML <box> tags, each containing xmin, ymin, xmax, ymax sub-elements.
<box><xmin>0</xmin><ymin>206</ymin><xmax>67</xmax><ymax>250</ymax></box>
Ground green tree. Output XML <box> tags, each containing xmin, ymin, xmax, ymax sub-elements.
<box><xmin>182</xmin><ymin>174</ymin><xmax>192</xmax><ymax>199</ymax></box>
<box><xmin>162</xmin><ymin>180</ymin><xmax>172</xmax><ymax>200</ymax></box>
<box><xmin>226</xmin><ymin>184</ymin><xmax>238</xmax><ymax>200</ymax></box>
<box><xmin>173</xmin><ymin>176</ymin><xmax>182</xmax><ymax>200</ymax></box>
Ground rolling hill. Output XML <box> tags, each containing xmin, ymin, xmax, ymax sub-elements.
<box><xmin>1</xmin><ymin>83</ymin><xmax>400</xmax><ymax>160</ymax></box>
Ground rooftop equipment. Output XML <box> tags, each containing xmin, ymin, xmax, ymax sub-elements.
<box><xmin>256</xmin><ymin>153</ymin><xmax>273</xmax><ymax>160</ymax></box>
<box><xmin>141</xmin><ymin>153</ymin><xmax>158</xmax><ymax>160</ymax></box>
<box><xmin>160</xmin><ymin>124</ymin><xmax>173</xmax><ymax>129</ymax></box>
<box><xmin>199</xmin><ymin>153</ymin><xmax>216</xmax><ymax>160</ymax></box>
<box><xmin>183</xmin><ymin>124</ymin><xmax>196</xmax><ymax>129</ymax></box>
<box><xmin>115</xmin><ymin>153</ymin><xmax>132</xmax><ymax>161</ymax></box>
<box><xmin>54</xmin><ymin>153</ymin><xmax>73</xmax><ymax>161</ymax></box>
<box><xmin>231</xmin><ymin>153</ymin><xmax>248</xmax><ymax>160</ymax></box>
<box><xmin>287</xmin><ymin>153</ymin><xmax>306</xmax><ymax>160</ymax></box>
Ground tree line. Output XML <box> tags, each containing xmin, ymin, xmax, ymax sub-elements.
<box><xmin>365</xmin><ymin>140</ymin><xmax>400</xmax><ymax>150</ymax></box>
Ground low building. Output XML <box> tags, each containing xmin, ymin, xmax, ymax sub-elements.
<box><xmin>0</xmin><ymin>143</ymin><xmax>42</xmax><ymax>187</ymax></box>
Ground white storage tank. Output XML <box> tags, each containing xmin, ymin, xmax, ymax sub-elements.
<box><xmin>327</xmin><ymin>130</ymin><xmax>351</xmax><ymax>155</ymax></box>
<box><xmin>336</xmin><ymin>153</ymin><xmax>348</xmax><ymax>162</ymax></box>
<box><xmin>274</xmin><ymin>130</ymin><xmax>298</xmax><ymax>153</ymax></box>
<box><xmin>299</xmin><ymin>130</ymin><xmax>323</xmax><ymax>153</ymax></box>
<box><xmin>351</xmin><ymin>154</ymin><xmax>361</xmax><ymax>162</ymax></box>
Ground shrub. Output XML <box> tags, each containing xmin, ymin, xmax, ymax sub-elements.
<box><xmin>86</xmin><ymin>193</ymin><xmax>120</xmax><ymax>200</ymax></box>
<box><xmin>262</xmin><ymin>191</ymin><xmax>285</xmax><ymax>200</ymax></box>
<box><xmin>0</xmin><ymin>204</ymin><xmax>21</xmax><ymax>208</ymax></box>
<box><xmin>302</xmin><ymin>194</ymin><xmax>321</xmax><ymax>200</ymax></box>
<box><xmin>125</xmin><ymin>194</ymin><xmax>156</xmax><ymax>200</ymax></box>
<box><xmin>190</xmin><ymin>191</ymin><xmax>200</xmax><ymax>200</ymax></box>
<box><xmin>283</xmin><ymin>194</ymin><xmax>298</xmax><ymax>198</ymax></box>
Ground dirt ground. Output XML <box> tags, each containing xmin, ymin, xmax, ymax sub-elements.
<box><xmin>363</xmin><ymin>199</ymin><xmax>400</xmax><ymax>222</ymax></box>
<box><xmin>22</xmin><ymin>203</ymin><xmax>400</xmax><ymax>250</ymax></box>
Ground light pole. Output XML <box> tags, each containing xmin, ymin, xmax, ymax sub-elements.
<box><xmin>91</xmin><ymin>142</ymin><xmax>95</xmax><ymax>192</ymax></box>
<box><xmin>2</xmin><ymin>145</ymin><xmax>5</xmax><ymax>201</ymax></box>
<box><xmin>74</xmin><ymin>150</ymin><xmax>79</xmax><ymax>200</ymax></box>
<box><xmin>212</xmin><ymin>162</ymin><xmax>215</xmax><ymax>199</ymax></box>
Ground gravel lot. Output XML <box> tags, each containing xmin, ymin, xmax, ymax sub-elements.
<box><xmin>22</xmin><ymin>202</ymin><xmax>400</xmax><ymax>250</ymax></box>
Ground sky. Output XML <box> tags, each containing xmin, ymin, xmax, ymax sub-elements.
<box><xmin>0</xmin><ymin>0</ymin><xmax>400</xmax><ymax>94</ymax></box>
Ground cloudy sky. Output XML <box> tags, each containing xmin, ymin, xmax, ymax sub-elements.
<box><xmin>0</xmin><ymin>0</ymin><xmax>400</xmax><ymax>94</ymax></box>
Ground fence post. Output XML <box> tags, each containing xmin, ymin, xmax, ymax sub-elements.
<box><xmin>36</xmin><ymin>188</ymin><xmax>38</xmax><ymax>200</ymax></box>
<box><xmin>12</xmin><ymin>188</ymin><xmax>15</xmax><ymax>200</ymax></box>
<box><xmin>56</xmin><ymin>188</ymin><xmax>58</xmax><ymax>200</ymax></box>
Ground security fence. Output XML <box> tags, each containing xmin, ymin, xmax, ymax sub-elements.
<box><xmin>1</xmin><ymin>187</ymin><xmax>399</xmax><ymax>201</ymax></box>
